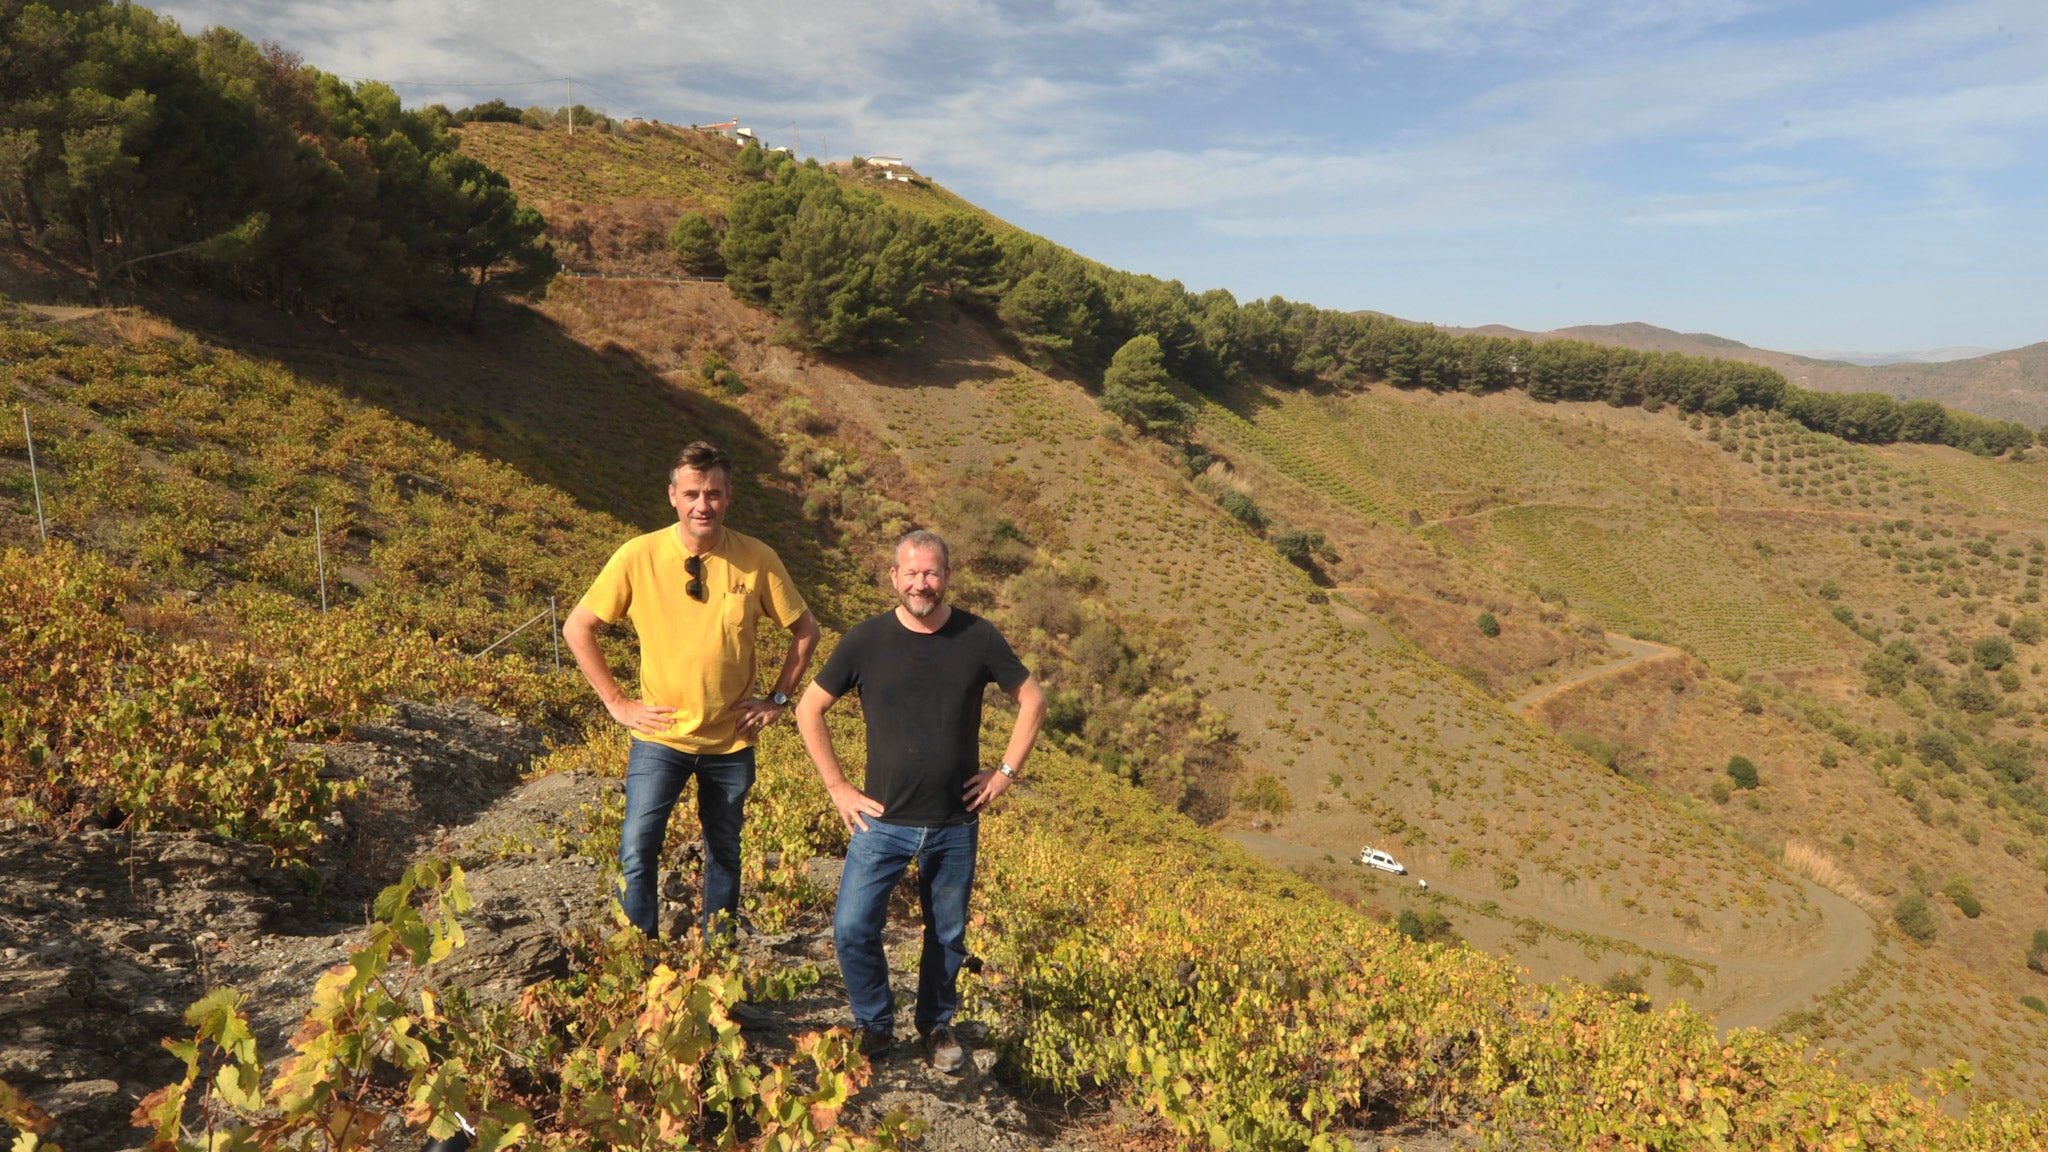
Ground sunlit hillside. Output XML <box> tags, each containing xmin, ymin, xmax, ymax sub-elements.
<box><xmin>6</xmin><ymin>67</ymin><xmax>2048</xmax><ymax>1149</ymax></box>
<box><xmin>436</xmin><ymin>119</ymin><xmax>2048</xmax><ymax>1097</ymax></box>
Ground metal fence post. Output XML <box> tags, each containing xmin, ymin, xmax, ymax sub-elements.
<box><xmin>22</xmin><ymin>406</ymin><xmax>46</xmax><ymax>543</ymax></box>
<box><xmin>313</xmin><ymin>507</ymin><xmax>327</xmax><ymax>613</ymax></box>
<box><xmin>549</xmin><ymin>595</ymin><xmax>560</xmax><ymax>671</ymax></box>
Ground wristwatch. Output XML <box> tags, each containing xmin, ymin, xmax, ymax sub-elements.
<box><xmin>997</xmin><ymin>762</ymin><xmax>1019</xmax><ymax>779</ymax></box>
<box><xmin>770</xmin><ymin>690</ymin><xmax>791</xmax><ymax>707</ymax></box>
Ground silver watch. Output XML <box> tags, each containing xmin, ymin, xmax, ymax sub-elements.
<box><xmin>997</xmin><ymin>762</ymin><xmax>1019</xmax><ymax>779</ymax></box>
<box><xmin>769</xmin><ymin>690</ymin><xmax>791</xmax><ymax>707</ymax></box>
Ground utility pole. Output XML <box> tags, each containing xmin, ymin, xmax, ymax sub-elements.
<box><xmin>566</xmin><ymin>79</ymin><xmax>573</xmax><ymax>137</ymax></box>
<box><xmin>791</xmin><ymin>122</ymin><xmax>798</xmax><ymax>157</ymax></box>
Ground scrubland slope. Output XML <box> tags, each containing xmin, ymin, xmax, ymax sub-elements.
<box><xmin>3</xmin><ymin>108</ymin><xmax>2048</xmax><ymax>1152</ymax></box>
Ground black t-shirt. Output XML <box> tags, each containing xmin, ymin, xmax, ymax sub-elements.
<box><xmin>814</xmin><ymin>607</ymin><xmax>1030</xmax><ymax>827</ymax></box>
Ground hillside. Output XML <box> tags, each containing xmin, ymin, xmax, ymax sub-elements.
<box><xmin>1448</xmin><ymin>320</ymin><xmax>2048</xmax><ymax>430</ymax></box>
<box><xmin>436</xmin><ymin>122</ymin><xmax>2048</xmax><ymax>1091</ymax></box>
<box><xmin>6</xmin><ymin>75</ymin><xmax>2048</xmax><ymax>1152</ymax></box>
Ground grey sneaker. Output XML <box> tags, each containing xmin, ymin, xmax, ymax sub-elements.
<box><xmin>922</xmin><ymin>1025</ymin><xmax>967</xmax><ymax>1074</ymax></box>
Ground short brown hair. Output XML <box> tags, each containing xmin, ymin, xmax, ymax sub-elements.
<box><xmin>670</xmin><ymin>441</ymin><xmax>732</xmax><ymax>484</ymax></box>
<box><xmin>895</xmin><ymin>529</ymin><xmax>950</xmax><ymax>569</ymax></box>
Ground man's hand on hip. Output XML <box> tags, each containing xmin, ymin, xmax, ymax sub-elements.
<box><xmin>827</xmin><ymin>781</ymin><xmax>885</xmax><ymax>833</ymax></box>
<box><xmin>734</xmin><ymin>698</ymin><xmax>784</xmax><ymax>736</ymax></box>
<box><xmin>606</xmin><ymin>697</ymin><xmax>675</xmax><ymax>735</ymax></box>
<box><xmin>964</xmin><ymin>769</ymin><xmax>1014</xmax><ymax>812</ymax></box>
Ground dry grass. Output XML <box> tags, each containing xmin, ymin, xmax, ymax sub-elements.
<box><xmin>1781</xmin><ymin>841</ymin><xmax>1886</xmax><ymax>916</ymax></box>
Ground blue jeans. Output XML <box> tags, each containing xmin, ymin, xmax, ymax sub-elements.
<box><xmin>834</xmin><ymin>819</ymin><xmax>978</xmax><ymax>1036</ymax></box>
<box><xmin>618</xmin><ymin>740</ymin><xmax>755</xmax><ymax>937</ymax></box>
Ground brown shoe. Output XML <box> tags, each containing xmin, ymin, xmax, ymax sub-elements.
<box><xmin>921</xmin><ymin>1025</ymin><xmax>966</xmax><ymax>1074</ymax></box>
<box><xmin>857</xmin><ymin>1027</ymin><xmax>896</xmax><ymax>1059</ymax></box>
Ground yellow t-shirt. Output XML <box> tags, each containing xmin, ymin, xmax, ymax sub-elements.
<box><xmin>579</xmin><ymin>526</ymin><xmax>808</xmax><ymax>753</ymax></box>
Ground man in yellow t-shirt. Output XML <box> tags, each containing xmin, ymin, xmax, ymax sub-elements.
<box><xmin>563</xmin><ymin>440</ymin><xmax>821</xmax><ymax>937</ymax></box>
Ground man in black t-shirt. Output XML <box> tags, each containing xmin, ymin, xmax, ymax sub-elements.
<box><xmin>795</xmin><ymin>529</ymin><xmax>1045</xmax><ymax>1072</ymax></box>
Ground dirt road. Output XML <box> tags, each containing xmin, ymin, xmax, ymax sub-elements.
<box><xmin>1225</xmin><ymin>829</ymin><xmax>1875</xmax><ymax>1033</ymax></box>
<box><xmin>1510</xmin><ymin>632</ymin><xmax>1684</xmax><ymax>716</ymax></box>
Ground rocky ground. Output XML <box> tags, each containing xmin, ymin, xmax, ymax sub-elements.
<box><xmin>1</xmin><ymin>700</ymin><xmax>1481</xmax><ymax>1151</ymax></box>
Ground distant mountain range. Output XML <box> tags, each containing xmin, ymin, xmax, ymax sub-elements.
<box><xmin>1788</xmin><ymin>346</ymin><xmax>1995</xmax><ymax>367</ymax></box>
<box><xmin>1435</xmin><ymin>321</ymin><xmax>2048</xmax><ymax>429</ymax></box>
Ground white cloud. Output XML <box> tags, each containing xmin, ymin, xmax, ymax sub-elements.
<box><xmin>1773</xmin><ymin>77</ymin><xmax>2048</xmax><ymax>168</ymax></box>
<box><xmin>1353</xmin><ymin>0</ymin><xmax>1758</xmax><ymax>57</ymax></box>
<box><xmin>153</xmin><ymin>0</ymin><xmax>2048</xmax><ymax>239</ymax></box>
<box><xmin>1623</xmin><ymin>180</ymin><xmax>1847</xmax><ymax>228</ymax></box>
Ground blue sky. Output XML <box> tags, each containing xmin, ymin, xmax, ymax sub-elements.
<box><xmin>160</xmin><ymin>1</ymin><xmax>2048</xmax><ymax>353</ymax></box>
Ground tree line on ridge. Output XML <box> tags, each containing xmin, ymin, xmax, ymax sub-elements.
<box><xmin>699</xmin><ymin>150</ymin><xmax>2035</xmax><ymax>456</ymax></box>
<box><xmin>0</xmin><ymin>0</ymin><xmax>556</xmax><ymax>323</ymax></box>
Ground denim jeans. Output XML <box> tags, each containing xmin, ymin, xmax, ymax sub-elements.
<box><xmin>834</xmin><ymin>818</ymin><xmax>978</xmax><ymax>1035</ymax></box>
<box><xmin>618</xmin><ymin>740</ymin><xmax>755</xmax><ymax>937</ymax></box>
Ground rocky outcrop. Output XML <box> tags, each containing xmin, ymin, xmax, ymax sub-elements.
<box><xmin>0</xmin><ymin>701</ymin><xmax>602</xmax><ymax>1152</ymax></box>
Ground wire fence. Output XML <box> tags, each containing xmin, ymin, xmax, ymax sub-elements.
<box><xmin>22</xmin><ymin>406</ymin><xmax>46</xmax><ymax>543</ymax></box>
<box><xmin>470</xmin><ymin>597</ymin><xmax>562</xmax><ymax>671</ymax></box>
<box><xmin>16</xmin><ymin>409</ymin><xmax>568</xmax><ymax>671</ymax></box>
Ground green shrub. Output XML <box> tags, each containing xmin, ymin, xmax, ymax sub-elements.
<box><xmin>1892</xmin><ymin>892</ymin><xmax>1937</xmax><ymax>943</ymax></box>
<box><xmin>1916</xmin><ymin>729</ymin><xmax>1959</xmax><ymax>766</ymax></box>
<box><xmin>1217</xmin><ymin>489</ymin><xmax>1265</xmax><ymax>529</ymax></box>
<box><xmin>1272</xmin><ymin>529</ymin><xmax>1332</xmax><ymax>569</ymax></box>
<box><xmin>1601</xmin><ymin>971</ymin><xmax>1650</xmax><ymax>1012</ymax></box>
<box><xmin>1818</xmin><ymin>579</ymin><xmax>1841</xmax><ymax>600</ymax></box>
<box><xmin>1726</xmin><ymin>755</ymin><xmax>1760</xmax><ymax>790</ymax></box>
<box><xmin>1710</xmin><ymin>780</ymin><xmax>1732</xmax><ymax>804</ymax></box>
<box><xmin>2024</xmin><ymin>995</ymin><xmax>2048</xmax><ymax>1015</ymax></box>
<box><xmin>1953</xmin><ymin>673</ymin><xmax>1999</xmax><ymax>713</ymax></box>
<box><xmin>1563</xmin><ymin>731</ymin><xmax>1621</xmax><ymax>771</ymax></box>
<box><xmin>697</xmin><ymin>353</ymin><xmax>746</xmax><ymax>396</ymax></box>
<box><xmin>1942</xmin><ymin>875</ymin><xmax>1981</xmax><ymax>918</ymax></box>
<box><xmin>934</xmin><ymin>487</ymin><xmax>1033</xmax><ymax>574</ymax></box>
<box><xmin>1233</xmin><ymin>769</ymin><xmax>1293</xmax><ymax>818</ymax></box>
<box><xmin>1975</xmin><ymin>634</ymin><xmax>2017</xmax><ymax>669</ymax></box>
<box><xmin>2012</xmin><ymin>616</ymin><xmax>2045</xmax><ymax>644</ymax></box>
<box><xmin>1044</xmin><ymin>690</ymin><xmax>1087</xmax><ymax>736</ymax></box>
<box><xmin>1395</xmin><ymin>908</ymin><xmax>1456</xmax><ymax>945</ymax></box>
<box><xmin>1008</xmin><ymin>567</ymin><xmax>1082</xmax><ymax>636</ymax></box>
<box><xmin>1476</xmin><ymin>612</ymin><xmax>1500</xmax><ymax>637</ymax></box>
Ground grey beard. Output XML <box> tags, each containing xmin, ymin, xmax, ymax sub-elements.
<box><xmin>901</xmin><ymin>593</ymin><xmax>943</xmax><ymax>618</ymax></box>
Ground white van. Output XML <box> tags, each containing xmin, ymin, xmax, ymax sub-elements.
<box><xmin>1359</xmin><ymin>847</ymin><xmax>1407</xmax><ymax>875</ymax></box>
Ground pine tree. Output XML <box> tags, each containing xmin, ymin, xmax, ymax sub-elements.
<box><xmin>1099</xmin><ymin>334</ymin><xmax>1193</xmax><ymax>441</ymax></box>
<box><xmin>668</xmin><ymin>211</ymin><xmax>722</xmax><ymax>275</ymax></box>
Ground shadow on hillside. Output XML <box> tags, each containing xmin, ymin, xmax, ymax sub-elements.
<box><xmin>833</xmin><ymin>305</ymin><xmax>1035</xmax><ymax>393</ymax></box>
<box><xmin>118</xmin><ymin>280</ymin><xmax>867</xmax><ymax>632</ymax></box>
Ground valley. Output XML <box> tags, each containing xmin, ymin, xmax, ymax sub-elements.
<box><xmin>4</xmin><ymin>35</ymin><xmax>2048</xmax><ymax>1147</ymax></box>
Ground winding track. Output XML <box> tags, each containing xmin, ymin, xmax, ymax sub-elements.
<box><xmin>1228</xmin><ymin>629</ymin><xmax>1877</xmax><ymax>1031</ymax></box>
<box><xmin>1509</xmin><ymin>631</ymin><xmax>1685</xmax><ymax>716</ymax></box>
<box><xmin>1227</xmin><ymin>829</ymin><xmax>1875</xmax><ymax>1032</ymax></box>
